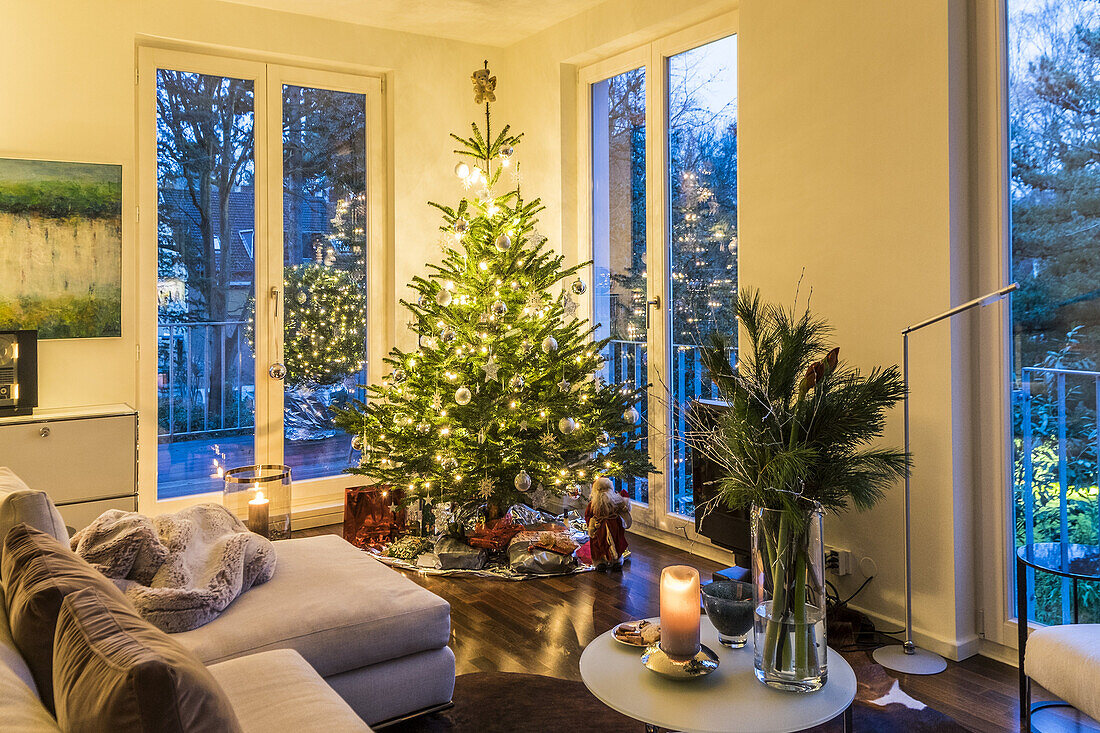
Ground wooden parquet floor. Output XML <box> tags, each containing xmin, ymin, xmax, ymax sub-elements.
<box><xmin>296</xmin><ymin>525</ymin><xmax>1024</xmax><ymax>732</ymax></box>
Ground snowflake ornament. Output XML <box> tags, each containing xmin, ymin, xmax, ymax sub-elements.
<box><xmin>477</xmin><ymin>477</ymin><xmax>493</xmax><ymax>499</ymax></box>
<box><xmin>540</xmin><ymin>432</ymin><xmax>557</xmax><ymax>448</ymax></box>
<box><xmin>524</xmin><ymin>291</ymin><xmax>543</xmax><ymax>313</ymax></box>
<box><xmin>561</xmin><ymin>295</ymin><xmax>579</xmax><ymax>318</ymax></box>
<box><xmin>430</xmin><ymin>392</ymin><xmax>443</xmax><ymax>411</ymax></box>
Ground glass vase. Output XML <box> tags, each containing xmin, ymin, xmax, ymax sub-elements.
<box><xmin>750</xmin><ymin>502</ymin><xmax>827</xmax><ymax>692</ymax></box>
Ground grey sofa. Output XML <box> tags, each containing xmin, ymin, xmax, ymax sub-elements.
<box><xmin>0</xmin><ymin>467</ymin><xmax>455</xmax><ymax>730</ymax></box>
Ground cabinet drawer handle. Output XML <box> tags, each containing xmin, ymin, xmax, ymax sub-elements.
<box><xmin>39</xmin><ymin>426</ymin><xmax>50</xmax><ymax>438</ymax></box>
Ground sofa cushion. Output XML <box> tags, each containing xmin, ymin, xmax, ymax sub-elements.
<box><xmin>207</xmin><ymin>648</ymin><xmax>373</xmax><ymax>732</ymax></box>
<box><xmin>1</xmin><ymin>523</ymin><xmax>130</xmax><ymax>711</ymax></box>
<box><xmin>173</xmin><ymin>534</ymin><xmax>451</xmax><ymax>676</ymax></box>
<box><xmin>53</xmin><ymin>587</ymin><xmax>242</xmax><ymax>733</ymax></box>
<box><xmin>0</xmin><ymin>468</ymin><xmax>67</xmax><ymax>544</ymax></box>
<box><xmin>1026</xmin><ymin>623</ymin><xmax>1100</xmax><ymax>723</ymax></box>
<box><xmin>0</xmin><ymin>585</ymin><xmax>61</xmax><ymax>732</ymax></box>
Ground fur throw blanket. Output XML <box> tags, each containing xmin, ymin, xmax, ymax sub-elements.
<box><xmin>71</xmin><ymin>503</ymin><xmax>277</xmax><ymax>632</ymax></box>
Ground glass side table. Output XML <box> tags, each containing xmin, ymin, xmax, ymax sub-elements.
<box><xmin>1016</xmin><ymin>542</ymin><xmax>1100</xmax><ymax>731</ymax></box>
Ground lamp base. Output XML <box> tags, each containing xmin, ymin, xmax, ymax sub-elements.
<box><xmin>873</xmin><ymin>642</ymin><xmax>947</xmax><ymax>675</ymax></box>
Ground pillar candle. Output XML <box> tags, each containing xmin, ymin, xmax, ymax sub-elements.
<box><xmin>248</xmin><ymin>488</ymin><xmax>270</xmax><ymax>538</ymax></box>
<box><xmin>660</xmin><ymin>565</ymin><xmax>701</xmax><ymax>657</ymax></box>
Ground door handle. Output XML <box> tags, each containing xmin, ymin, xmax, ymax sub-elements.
<box><xmin>645</xmin><ymin>296</ymin><xmax>661</xmax><ymax>330</ymax></box>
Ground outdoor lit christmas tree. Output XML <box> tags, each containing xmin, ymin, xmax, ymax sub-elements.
<box><xmin>335</xmin><ymin>62</ymin><xmax>654</xmax><ymax>514</ymax></box>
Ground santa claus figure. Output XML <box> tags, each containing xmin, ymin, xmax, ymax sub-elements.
<box><xmin>585</xmin><ymin>476</ymin><xmax>632</xmax><ymax>571</ymax></box>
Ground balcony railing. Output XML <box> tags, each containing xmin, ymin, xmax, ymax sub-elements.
<box><xmin>605</xmin><ymin>339</ymin><xmax>734</xmax><ymax>516</ymax></box>
<box><xmin>158</xmin><ymin>321</ymin><xmax>254</xmax><ymax>440</ymax></box>
<box><xmin>1015</xmin><ymin>365</ymin><xmax>1100</xmax><ymax>624</ymax></box>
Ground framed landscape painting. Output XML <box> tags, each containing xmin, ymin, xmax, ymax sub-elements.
<box><xmin>0</xmin><ymin>158</ymin><xmax>123</xmax><ymax>339</ymax></box>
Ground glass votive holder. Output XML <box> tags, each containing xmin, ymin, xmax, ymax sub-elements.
<box><xmin>702</xmin><ymin>580</ymin><xmax>754</xmax><ymax>648</ymax></box>
<box><xmin>224</xmin><ymin>464</ymin><xmax>292</xmax><ymax>540</ymax></box>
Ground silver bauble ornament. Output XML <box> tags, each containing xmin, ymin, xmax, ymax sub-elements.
<box><xmin>624</xmin><ymin>407</ymin><xmax>641</xmax><ymax>425</ymax></box>
<box><xmin>541</xmin><ymin>336</ymin><xmax>558</xmax><ymax>354</ymax></box>
<box><xmin>491</xmin><ymin>300</ymin><xmax>508</xmax><ymax>316</ymax></box>
<box><xmin>268</xmin><ymin>363</ymin><xmax>287</xmax><ymax>380</ymax></box>
<box><xmin>596</xmin><ymin>430</ymin><xmax>611</xmax><ymax>448</ymax></box>
<box><xmin>514</xmin><ymin>470</ymin><xmax>532</xmax><ymax>492</ymax></box>
<box><xmin>454</xmin><ymin>218</ymin><xmax>468</xmax><ymax>234</ymax></box>
<box><xmin>392</xmin><ymin>369</ymin><xmax>407</xmax><ymax>383</ymax></box>
<box><xmin>418</xmin><ymin>294</ymin><xmax>431</xmax><ymax>308</ymax></box>
<box><xmin>558</xmin><ymin>417</ymin><xmax>577</xmax><ymax>435</ymax></box>
<box><xmin>440</xmin><ymin>328</ymin><xmax>457</xmax><ymax>343</ymax></box>
<box><xmin>296</xmin><ymin>290</ymin><xmax>307</xmax><ymax>304</ymax></box>
<box><xmin>508</xmin><ymin>375</ymin><xmax>525</xmax><ymax>391</ymax></box>
<box><xmin>351</xmin><ymin>435</ymin><xmax>363</xmax><ymax>451</ymax></box>
<box><xmin>455</xmin><ymin>386</ymin><xmax>472</xmax><ymax>405</ymax></box>
<box><xmin>416</xmin><ymin>422</ymin><xmax>431</xmax><ymax>435</ymax></box>
<box><xmin>435</xmin><ymin>289</ymin><xmax>452</xmax><ymax>307</ymax></box>
<box><xmin>454</xmin><ymin>161</ymin><xmax>470</xmax><ymax>179</ymax></box>
<box><xmin>500</xmin><ymin>145</ymin><xmax>514</xmax><ymax>160</ymax></box>
<box><xmin>494</xmin><ymin>233</ymin><xmax>511</xmax><ymax>251</ymax></box>
<box><xmin>570</xmin><ymin>279</ymin><xmax>587</xmax><ymax>296</ymax></box>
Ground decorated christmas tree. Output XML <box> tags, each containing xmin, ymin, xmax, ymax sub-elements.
<box><xmin>335</xmin><ymin>62</ymin><xmax>654</xmax><ymax>515</ymax></box>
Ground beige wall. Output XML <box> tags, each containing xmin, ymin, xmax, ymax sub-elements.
<box><xmin>0</xmin><ymin>0</ymin><xmax>496</xmax><ymax>410</ymax></box>
<box><xmin>503</xmin><ymin>0</ymin><xmax>997</xmax><ymax>659</ymax></box>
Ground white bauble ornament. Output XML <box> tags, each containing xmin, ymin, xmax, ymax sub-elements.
<box><xmin>435</xmin><ymin>289</ymin><xmax>453</xmax><ymax>307</ymax></box>
<box><xmin>455</xmin><ymin>162</ymin><xmax>470</xmax><ymax>179</ymax></box>
<box><xmin>514</xmin><ymin>470</ymin><xmax>532</xmax><ymax>492</ymax></box>
<box><xmin>454</xmin><ymin>219</ymin><xmax>468</xmax><ymax>234</ymax></box>
<box><xmin>494</xmin><ymin>233</ymin><xmax>511</xmax><ymax>252</ymax></box>
<box><xmin>624</xmin><ymin>407</ymin><xmax>641</xmax><ymax>425</ymax></box>
<box><xmin>455</xmin><ymin>386</ymin><xmax>472</xmax><ymax>405</ymax></box>
<box><xmin>508</xmin><ymin>375</ymin><xmax>525</xmax><ymax>391</ymax></box>
<box><xmin>541</xmin><ymin>336</ymin><xmax>558</xmax><ymax>354</ymax></box>
<box><xmin>596</xmin><ymin>430</ymin><xmax>611</xmax><ymax>448</ymax></box>
<box><xmin>500</xmin><ymin>145</ymin><xmax>514</xmax><ymax>160</ymax></box>
<box><xmin>570</xmin><ymin>279</ymin><xmax>587</xmax><ymax>296</ymax></box>
<box><xmin>422</xmin><ymin>336</ymin><xmax>438</xmax><ymax>349</ymax></box>
<box><xmin>440</xmin><ymin>328</ymin><xmax>457</xmax><ymax>344</ymax></box>
<box><xmin>558</xmin><ymin>417</ymin><xmax>577</xmax><ymax>435</ymax></box>
<box><xmin>491</xmin><ymin>300</ymin><xmax>508</xmax><ymax>316</ymax></box>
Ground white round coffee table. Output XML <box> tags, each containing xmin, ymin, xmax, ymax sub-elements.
<box><xmin>580</xmin><ymin>616</ymin><xmax>856</xmax><ymax>733</ymax></box>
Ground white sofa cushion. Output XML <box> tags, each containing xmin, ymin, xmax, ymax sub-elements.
<box><xmin>173</xmin><ymin>534</ymin><xmax>451</xmax><ymax>677</ymax></box>
<box><xmin>207</xmin><ymin>648</ymin><xmax>373</xmax><ymax>732</ymax></box>
<box><xmin>0</xmin><ymin>586</ymin><xmax>60</xmax><ymax>732</ymax></box>
<box><xmin>1026</xmin><ymin>623</ymin><xmax>1100</xmax><ymax>723</ymax></box>
<box><xmin>0</xmin><ymin>468</ymin><xmax>67</xmax><ymax>544</ymax></box>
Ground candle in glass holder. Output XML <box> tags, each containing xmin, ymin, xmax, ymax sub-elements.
<box><xmin>660</xmin><ymin>565</ymin><xmax>701</xmax><ymax>657</ymax></box>
<box><xmin>248</xmin><ymin>488</ymin><xmax>270</xmax><ymax>538</ymax></box>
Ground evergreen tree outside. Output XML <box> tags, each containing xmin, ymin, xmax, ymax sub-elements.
<box><xmin>335</xmin><ymin>65</ymin><xmax>655</xmax><ymax>514</ymax></box>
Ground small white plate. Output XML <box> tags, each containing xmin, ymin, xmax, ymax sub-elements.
<box><xmin>612</xmin><ymin>621</ymin><xmax>660</xmax><ymax>648</ymax></box>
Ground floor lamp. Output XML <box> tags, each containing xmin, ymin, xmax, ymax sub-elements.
<box><xmin>873</xmin><ymin>283</ymin><xmax>1018</xmax><ymax>675</ymax></box>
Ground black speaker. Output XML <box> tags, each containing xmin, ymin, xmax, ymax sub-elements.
<box><xmin>0</xmin><ymin>330</ymin><xmax>37</xmax><ymax>417</ymax></box>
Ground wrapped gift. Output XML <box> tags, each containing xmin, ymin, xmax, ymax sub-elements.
<box><xmin>343</xmin><ymin>486</ymin><xmax>405</xmax><ymax>550</ymax></box>
<box><xmin>434</xmin><ymin>536</ymin><xmax>488</xmax><ymax>570</ymax></box>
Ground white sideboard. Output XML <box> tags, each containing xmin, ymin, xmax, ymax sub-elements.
<box><xmin>0</xmin><ymin>404</ymin><xmax>137</xmax><ymax>534</ymax></box>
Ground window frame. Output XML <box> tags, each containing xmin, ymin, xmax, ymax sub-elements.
<box><xmin>577</xmin><ymin>12</ymin><xmax>739</xmax><ymax>540</ymax></box>
<box><xmin>136</xmin><ymin>45</ymin><xmax>388</xmax><ymax>518</ymax></box>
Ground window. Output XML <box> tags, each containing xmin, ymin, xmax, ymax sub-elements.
<box><xmin>583</xmin><ymin>16</ymin><xmax>737</xmax><ymax>532</ymax></box>
<box><xmin>139</xmin><ymin>49</ymin><xmax>384</xmax><ymax>507</ymax></box>
<box><xmin>1009</xmin><ymin>0</ymin><xmax>1100</xmax><ymax>625</ymax></box>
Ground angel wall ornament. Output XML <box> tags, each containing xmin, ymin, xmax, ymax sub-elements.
<box><xmin>471</xmin><ymin>61</ymin><xmax>497</xmax><ymax>104</ymax></box>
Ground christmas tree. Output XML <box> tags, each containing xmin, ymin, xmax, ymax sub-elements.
<box><xmin>335</xmin><ymin>62</ymin><xmax>654</xmax><ymax>514</ymax></box>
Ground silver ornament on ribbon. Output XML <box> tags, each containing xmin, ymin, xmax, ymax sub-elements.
<box><xmin>494</xmin><ymin>233</ymin><xmax>511</xmax><ymax>252</ymax></box>
<box><xmin>455</xmin><ymin>386</ymin><xmax>472</xmax><ymax>405</ymax></box>
<box><xmin>491</xmin><ymin>300</ymin><xmax>508</xmax><ymax>316</ymax></box>
<box><xmin>558</xmin><ymin>417</ymin><xmax>577</xmax><ymax>435</ymax></box>
<box><xmin>624</xmin><ymin>407</ymin><xmax>641</xmax><ymax>425</ymax></box>
<box><xmin>541</xmin><ymin>336</ymin><xmax>558</xmax><ymax>354</ymax></box>
<box><xmin>514</xmin><ymin>470</ymin><xmax>532</xmax><ymax>492</ymax></box>
<box><xmin>571</xmin><ymin>279</ymin><xmax>587</xmax><ymax>296</ymax></box>
<box><xmin>436</xmin><ymin>289</ymin><xmax>453</xmax><ymax>307</ymax></box>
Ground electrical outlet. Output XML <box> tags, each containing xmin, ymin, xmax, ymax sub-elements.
<box><xmin>824</xmin><ymin>545</ymin><xmax>853</xmax><ymax>576</ymax></box>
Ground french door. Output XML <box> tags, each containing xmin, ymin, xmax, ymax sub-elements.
<box><xmin>580</xmin><ymin>17</ymin><xmax>738</xmax><ymax>535</ymax></box>
<box><xmin>137</xmin><ymin>48</ymin><xmax>385</xmax><ymax>511</ymax></box>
